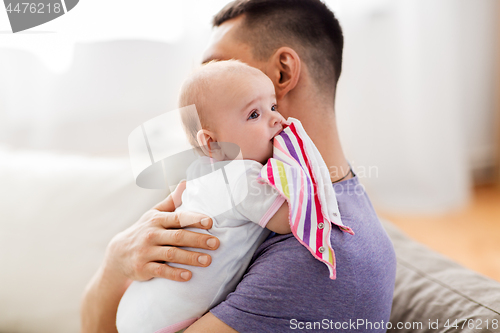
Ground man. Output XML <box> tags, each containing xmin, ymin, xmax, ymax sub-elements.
<box><xmin>81</xmin><ymin>1</ymin><xmax>396</xmax><ymax>332</ymax></box>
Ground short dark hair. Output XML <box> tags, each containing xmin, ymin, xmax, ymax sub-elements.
<box><xmin>213</xmin><ymin>0</ymin><xmax>344</xmax><ymax>93</ymax></box>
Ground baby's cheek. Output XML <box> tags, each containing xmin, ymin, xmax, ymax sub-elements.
<box><xmin>264</xmin><ymin>143</ymin><xmax>274</xmax><ymax>162</ymax></box>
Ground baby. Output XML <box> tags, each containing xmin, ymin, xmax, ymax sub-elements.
<box><xmin>116</xmin><ymin>60</ymin><xmax>291</xmax><ymax>333</ymax></box>
<box><xmin>116</xmin><ymin>60</ymin><xmax>352</xmax><ymax>333</ymax></box>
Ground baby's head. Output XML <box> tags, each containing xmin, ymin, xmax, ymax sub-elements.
<box><xmin>179</xmin><ymin>60</ymin><xmax>286</xmax><ymax>164</ymax></box>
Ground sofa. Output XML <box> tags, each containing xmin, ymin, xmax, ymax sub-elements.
<box><xmin>0</xmin><ymin>145</ymin><xmax>499</xmax><ymax>332</ymax></box>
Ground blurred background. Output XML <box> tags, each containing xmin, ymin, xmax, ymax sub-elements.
<box><xmin>0</xmin><ymin>0</ymin><xmax>499</xmax><ymax>332</ymax></box>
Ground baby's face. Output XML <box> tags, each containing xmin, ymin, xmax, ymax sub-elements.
<box><xmin>210</xmin><ymin>71</ymin><xmax>286</xmax><ymax>164</ymax></box>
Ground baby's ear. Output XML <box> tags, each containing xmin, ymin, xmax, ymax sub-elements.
<box><xmin>196</xmin><ymin>129</ymin><xmax>221</xmax><ymax>158</ymax></box>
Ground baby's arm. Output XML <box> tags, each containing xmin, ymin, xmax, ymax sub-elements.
<box><xmin>265</xmin><ymin>202</ymin><xmax>291</xmax><ymax>234</ymax></box>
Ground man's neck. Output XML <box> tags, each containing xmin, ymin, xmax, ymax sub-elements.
<box><xmin>285</xmin><ymin>91</ymin><xmax>352</xmax><ymax>182</ymax></box>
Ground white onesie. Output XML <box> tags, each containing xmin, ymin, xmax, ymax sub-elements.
<box><xmin>116</xmin><ymin>156</ymin><xmax>284</xmax><ymax>333</ymax></box>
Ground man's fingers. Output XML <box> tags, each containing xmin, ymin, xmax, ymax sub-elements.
<box><xmin>153</xmin><ymin>194</ymin><xmax>176</xmax><ymax>213</ymax></box>
<box><xmin>146</xmin><ymin>262</ymin><xmax>192</xmax><ymax>282</ymax></box>
<box><xmin>150</xmin><ymin>246</ymin><xmax>212</xmax><ymax>268</ymax></box>
<box><xmin>151</xmin><ymin>228</ymin><xmax>219</xmax><ymax>250</ymax></box>
<box><xmin>154</xmin><ymin>181</ymin><xmax>187</xmax><ymax>212</ymax></box>
<box><xmin>145</xmin><ymin>244</ymin><xmax>215</xmax><ymax>281</ymax></box>
<box><xmin>152</xmin><ymin>210</ymin><xmax>213</xmax><ymax>230</ymax></box>
<box><xmin>170</xmin><ymin>181</ymin><xmax>187</xmax><ymax>209</ymax></box>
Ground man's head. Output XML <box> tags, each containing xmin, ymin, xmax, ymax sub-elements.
<box><xmin>179</xmin><ymin>60</ymin><xmax>286</xmax><ymax>164</ymax></box>
<box><xmin>203</xmin><ymin>0</ymin><xmax>344</xmax><ymax>116</ymax></box>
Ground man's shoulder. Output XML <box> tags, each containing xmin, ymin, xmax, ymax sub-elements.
<box><xmin>252</xmin><ymin>176</ymin><xmax>395</xmax><ymax>274</ymax></box>
<box><xmin>210</xmin><ymin>176</ymin><xmax>397</xmax><ymax>332</ymax></box>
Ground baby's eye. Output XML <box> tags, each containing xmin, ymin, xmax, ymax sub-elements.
<box><xmin>271</xmin><ymin>104</ymin><xmax>277</xmax><ymax>112</ymax></box>
<box><xmin>248</xmin><ymin>110</ymin><xmax>259</xmax><ymax>120</ymax></box>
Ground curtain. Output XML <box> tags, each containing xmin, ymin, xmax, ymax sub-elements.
<box><xmin>334</xmin><ymin>0</ymin><xmax>497</xmax><ymax>213</ymax></box>
<box><xmin>1</xmin><ymin>0</ymin><xmax>497</xmax><ymax>213</ymax></box>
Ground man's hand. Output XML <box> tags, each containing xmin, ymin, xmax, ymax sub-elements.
<box><xmin>105</xmin><ymin>182</ymin><xmax>220</xmax><ymax>282</ymax></box>
<box><xmin>81</xmin><ymin>182</ymin><xmax>220</xmax><ymax>333</ymax></box>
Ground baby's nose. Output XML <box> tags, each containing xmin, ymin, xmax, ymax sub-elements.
<box><xmin>271</xmin><ymin>113</ymin><xmax>285</xmax><ymax>125</ymax></box>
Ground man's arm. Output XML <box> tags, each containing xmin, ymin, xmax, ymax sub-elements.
<box><xmin>80</xmin><ymin>188</ymin><xmax>219</xmax><ymax>333</ymax></box>
<box><xmin>80</xmin><ymin>250</ymin><xmax>133</xmax><ymax>333</ymax></box>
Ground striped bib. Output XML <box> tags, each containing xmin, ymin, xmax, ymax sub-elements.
<box><xmin>258</xmin><ymin>118</ymin><xmax>354</xmax><ymax>279</ymax></box>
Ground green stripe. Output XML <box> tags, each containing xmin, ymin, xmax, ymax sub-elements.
<box><xmin>276</xmin><ymin>160</ymin><xmax>289</xmax><ymax>199</ymax></box>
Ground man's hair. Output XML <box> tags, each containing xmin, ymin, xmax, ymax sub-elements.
<box><xmin>213</xmin><ymin>0</ymin><xmax>344</xmax><ymax>94</ymax></box>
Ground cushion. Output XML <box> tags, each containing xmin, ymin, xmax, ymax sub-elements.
<box><xmin>382</xmin><ymin>220</ymin><xmax>500</xmax><ymax>333</ymax></box>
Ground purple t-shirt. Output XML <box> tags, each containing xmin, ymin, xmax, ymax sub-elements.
<box><xmin>210</xmin><ymin>176</ymin><xmax>396</xmax><ymax>332</ymax></box>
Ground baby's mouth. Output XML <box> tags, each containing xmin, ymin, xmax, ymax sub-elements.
<box><xmin>271</xmin><ymin>129</ymin><xmax>283</xmax><ymax>141</ymax></box>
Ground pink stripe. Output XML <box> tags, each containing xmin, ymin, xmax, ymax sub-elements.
<box><xmin>290</xmin><ymin>123</ymin><xmax>326</xmax><ymax>258</ymax></box>
<box><xmin>273</xmin><ymin>140</ymin><xmax>300</xmax><ymax>230</ymax></box>
<box><xmin>314</xmin><ymin>195</ymin><xmax>324</xmax><ymax>257</ymax></box>
<box><xmin>277</xmin><ymin>128</ymin><xmax>305</xmax><ymax>235</ymax></box>
<box><xmin>290</xmin><ymin>123</ymin><xmax>313</xmax><ymax>179</ymax></box>
<box><xmin>262</xmin><ymin>161</ymin><xmax>302</xmax><ymax>235</ymax></box>
<box><xmin>154</xmin><ymin>317</ymin><xmax>199</xmax><ymax>333</ymax></box>
<box><xmin>275</xmin><ymin>139</ymin><xmax>301</xmax><ymax>167</ymax></box>
<box><xmin>290</xmin><ymin>124</ymin><xmax>318</xmax><ymax>243</ymax></box>
<box><xmin>259</xmin><ymin>195</ymin><xmax>286</xmax><ymax>227</ymax></box>
<box><xmin>290</xmin><ymin>125</ymin><xmax>321</xmax><ymax>213</ymax></box>
<box><xmin>274</xmin><ymin>139</ymin><xmax>286</xmax><ymax>154</ymax></box>
<box><xmin>267</xmin><ymin>161</ymin><xmax>275</xmax><ymax>186</ymax></box>
<box><xmin>269</xmin><ymin>122</ymin><xmax>338</xmax><ymax>279</ymax></box>
<box><xmin>290</xmin><ymin>123</ymin><xmax>337</xmax><ymax>274</ymax></box>
<box><xmin>292</xmin><ymin>172</ymin><xmax>304</xmax><ymax>234</ymax></box>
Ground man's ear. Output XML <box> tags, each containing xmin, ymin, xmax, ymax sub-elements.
<box><xmin>196</xmin><ymin>129</ymin><xmax>221</xmax><ymax>158</ymax></box>
<box><xmin>266</xmin><ymin>47</ymin><xmax>301</xmax><ymax>101</ymax></box>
